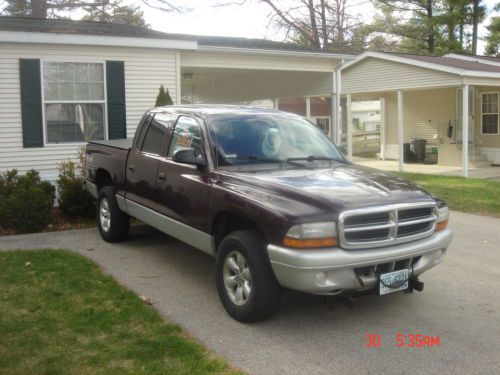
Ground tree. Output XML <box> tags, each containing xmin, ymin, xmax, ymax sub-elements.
<box><xmin>485</xmin><ymin>4</ymin><xmax>500</xmax><ymax>56</ymax></box>
<box><xmin>155</xmin><ymin>85</ymin><xmax>173</xmax><ymax>106</ymax></box>
<box><xmin>260</xmin><ymin>0</ymin><xmax>365</xmax><ymax>53</ymax></box>
<box><xmin>1</xmin><ymin>0</ymin><xmax>184</xmax><ymax>19</ymax></box>
<box><xmin>82</xmin><ymin>2</ymin><xmax>149</xmax><ymax>28</ymax></box>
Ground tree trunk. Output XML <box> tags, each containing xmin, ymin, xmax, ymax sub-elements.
<box><xmin>426</xmin><ymin>0</ymin><xmax>434</xmax><ymax>53</ymax></box>
<box><xmin>307</xmin><ymin>0</ymin><xmax>321</xmax><ymax>49</ymax></box>
<box><xmin>472</xmin><ymin>0</ymin><xmax>479</xmax><ymax>55</ymax></box>
<box><xmin>30</xmin><ymin>0</ymin><xmax>48</xmax><ymax>18</ymax></box>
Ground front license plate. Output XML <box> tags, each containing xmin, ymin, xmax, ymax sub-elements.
<box><xmin>379</xmin><ymin>269</ymin><xmax>409</xmax><ymax>295</ymax></box>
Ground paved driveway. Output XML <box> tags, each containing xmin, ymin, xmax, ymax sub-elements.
<box><xmin>1</xmin><ymin>210</ymin><xmax>499</xmax><ymax>375</ymax></box>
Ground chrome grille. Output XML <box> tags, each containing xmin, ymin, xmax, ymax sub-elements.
<box><xmin>339</xmin><ymin>203</ymin><xmax>437</xmax><ymax>249</ymax></box>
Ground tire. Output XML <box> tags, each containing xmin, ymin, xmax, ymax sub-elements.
<box><xmin>97</xmin><ymin>186</ymin><xmax>130</xmax><ymax>242</ymax></box>
<box><xmin>215</xmin><ymin>230</ymin><xmax>282</xmax><ymax>322</ymax></box>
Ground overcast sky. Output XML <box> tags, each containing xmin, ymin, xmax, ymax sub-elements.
<box><xmin>137</xmin><ymin>0</ymin><xmax>499</xmax><ymax>55</ymax></box>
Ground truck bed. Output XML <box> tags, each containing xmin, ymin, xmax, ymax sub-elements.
<box><xmin>89</xmin><ymin>138</ymin><xmax>133</xmax><ymax>150</ymax></box>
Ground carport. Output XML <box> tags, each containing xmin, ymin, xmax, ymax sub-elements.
<box><xmin>340</xmin><ymin>52</ymin><xmax>500</xmax><ymax>177</ymax></box>
<box><xmin>178</xmin><ymin>38</ymin><xmax>352</xmax><ymax>143</ymax></box>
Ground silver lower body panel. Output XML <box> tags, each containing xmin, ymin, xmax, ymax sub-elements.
<box><xmin>267</xmin><ymin>229</ymin><xmax>453</xmax><ymax>295</ymax></box>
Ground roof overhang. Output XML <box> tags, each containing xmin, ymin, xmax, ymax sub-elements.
<box><xmin>341</xmin><ymin>51</ymin><xmax>500</xmax><ymax>79</ymax></box>
<box><xmin>444</xmin><ymin>53</ymin><xmax>500</xmax><ymax>67</ymax></box>
<box><xmin>198</xmin><ymin>45</ymin><xmax>354</xmax><ymax>61</ymax></box>
<box><xmin>0</xmin><ymin>30</ymin><xmax>198</xmax><ymax>50</ymax></box>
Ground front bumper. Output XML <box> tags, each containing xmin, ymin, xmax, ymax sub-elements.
<box><xmin>267</xmin><ymin>228</ymin><xmax>453</xmax><ymax>295</ymax></box>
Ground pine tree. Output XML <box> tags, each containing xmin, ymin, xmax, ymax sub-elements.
<box><xmin>155</xmin><ymin>85</ymin><xmax>173</xmax><ymax>107</ymax></box>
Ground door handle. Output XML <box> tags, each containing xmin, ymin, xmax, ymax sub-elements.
<box><xmin>128</xmin><ymin>165</ymin><xmax>135</xmax><ymax>172</ymax></box>
<box><xmin>158</xmin><ymin>172</ymin><xmax>166</xmax><ymax>181</ymax></box>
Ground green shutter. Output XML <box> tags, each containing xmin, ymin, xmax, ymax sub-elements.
<box><xmin>106</xmin><ymin>61</ymin><xmax>127</xmax><ymax>139</ymax></box>
<box><xmin>19</xmin><ymin>59</ymin><xmax>43</xmax><ymax>148</ymax></box>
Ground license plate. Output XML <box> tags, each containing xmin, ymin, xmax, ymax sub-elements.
<box><xmin>379</xmin><ymin>269</ymin><xmax>409</xmax><ymax>295</ymax></box>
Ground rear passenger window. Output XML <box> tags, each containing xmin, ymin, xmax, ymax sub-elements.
<box><xmin>168</xmin><ymin>116</ymin><xmax>203</xmax><ymax>157</ymax></box>
<box><xmin>141</xmin><ymin>122</ymin><xmax>165</xmax><ymax>155</ymax></box>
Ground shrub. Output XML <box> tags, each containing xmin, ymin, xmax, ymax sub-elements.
<box><xmin>0</xmin><ymin>169</ymin><xmax>55</xmax><ymax>233</ymax></box>
<box><xmin>155</xmin><ymin>84</ymin><xmax>173</xmax><ymax>106</ymax></box>
<box><xmin>57</xmin><ymin>148</ymin><xmax>95</xmax><ymax>219</ymax></box>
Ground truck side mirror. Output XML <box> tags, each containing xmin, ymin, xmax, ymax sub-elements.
<box><xmin>173</xmin><ymin>148</ymin><xmax>207</xmax><ymax>168</ymax></box>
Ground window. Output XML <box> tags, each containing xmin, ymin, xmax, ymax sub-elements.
<box><xmin>168</xmin><ymin>116</ymin><xmax>203</xmax><ymax>157</ymax></box>
<box><xmin>481</xmin><ymin>93</ymin><xmax>499</xmax><ymax>134</ymax></box>
<box><xmin>141</xmin><ymin>122</ymin><xmax>165</xmax><ymax>155</ymax></box>
<box><xmin>43</xmin><ymin>61</ymin><xmax>105</xmax><ymax>143</ymax></box>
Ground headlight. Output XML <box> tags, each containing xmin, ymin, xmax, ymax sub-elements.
<box><xmin>436</xmin><ymin>206</ymin><xmax>449</xmax><ymax>231</ymax></box>
<box><xmin>283</xmin><ymin>222</ymin><xmax>337</xmax><ymax>248</ymax></box>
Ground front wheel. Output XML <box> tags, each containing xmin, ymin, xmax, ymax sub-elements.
<box><xmin>215</xmin><ymin>230</ymin><xmax>282</xmax><ymax>322</ymax></box>
<box><xmin>97</xmin><ymin>186</ymin><xmax>130</xmax><ymax>242</ymax></box>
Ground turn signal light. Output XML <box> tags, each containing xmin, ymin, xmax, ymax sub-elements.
<box><xmin>283</xmin><ymin>237</ymin><xmax>338</xmax><ymax>248</ymax></box>
<box><xmin>435</xmin><ymin>220</ymin><xmax>448</xmax><ymax>232</ymax></box>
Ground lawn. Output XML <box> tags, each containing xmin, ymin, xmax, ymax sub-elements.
<box><xmin>397</xmin><ymin>172</ymin><xmax>500</xmax><ymax>217</ymax></box>
<box><xmin>0</xmin><ymin>250</ymin><xmax>241</xmax><ymax>375</ymax></box>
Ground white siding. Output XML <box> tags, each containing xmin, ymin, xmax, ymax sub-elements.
<box><xmin>342</xmin><ymin>57</ymin><xmax>461</xmax><ymax>94</ymax></box>
<box><xmin>181</xmin><ymin>51</ymin><xmax>338</xmax><ymax>72</ymax></box>
<box><xmin>0</xmin><ymin>42</ymin><xmax>178</xmax><ymax>178</ymax></box>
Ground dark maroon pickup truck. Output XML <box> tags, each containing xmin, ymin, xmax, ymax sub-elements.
<box><xmin>85</xmin><ymin>105</ymin><xmax>452</xmax><ymax>322</ymax></box>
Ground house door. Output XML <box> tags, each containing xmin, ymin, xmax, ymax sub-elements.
<box><xmin>456</xmin><ymin>87</ymin><xmax>475</xmax><ymax>151</ymax></box>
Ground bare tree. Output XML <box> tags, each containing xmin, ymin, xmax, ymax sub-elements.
<box><xmin>260</xmin><ymin>0</ymin><xmax>365</xmax><ymax>52</ymax></box>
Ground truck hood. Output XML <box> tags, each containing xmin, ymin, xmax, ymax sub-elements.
<box><xmin>222</xmin><ymin>163</ymin><xmax>435</xmax><ymax>217</ymax></box>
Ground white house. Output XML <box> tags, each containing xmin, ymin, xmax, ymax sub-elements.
<box><xmin>341</xmin><ymin>51</ymin><xmax>500</xmax><ymax>177</ymax></box>
<box><xmin>0</xmin><ymin>16</ymin><xmax>352</xmax><ymax>181</ymax></box>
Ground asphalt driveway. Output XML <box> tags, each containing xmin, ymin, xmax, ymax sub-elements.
<box><xmin>1</xmin><ymin>210</ymin><xmax>499</xmax><ymax>375</ymax></box>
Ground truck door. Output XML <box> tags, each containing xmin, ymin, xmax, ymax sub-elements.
<box><xmin>155</xmin><ymin>115</ymin><xmax>211</xmax><ymax>232</ymax></box>
<box><xmin>125</xmin><ymin>113</ymin><xmax>172</xmax><ymax>211</ymax></box>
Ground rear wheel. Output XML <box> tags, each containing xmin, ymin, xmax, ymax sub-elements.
<box><xmin>216</xmin><ymin>230</ymin><xmax>282</xmax><ymax>322</ymax></box>
<box><xmin>97</xmin><ymin>186</ymin><xmax>130</xmax><ymax>242</ymax></box>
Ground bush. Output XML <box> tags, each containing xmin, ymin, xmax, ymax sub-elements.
<box><xmin>0</xmin><ymin>169</ymin><xmax>55</xmax><ymax>233</ymax></box>
<box><xmin>57</xmin><ymin>149</ymin><xmax>95</xmax><ymax>219</ymax></box>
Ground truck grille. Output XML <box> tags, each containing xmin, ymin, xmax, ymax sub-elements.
<box><xmin>339</xmin><ymin>203</ymin><xmax>437</xmax><ymax>249</ymax></box>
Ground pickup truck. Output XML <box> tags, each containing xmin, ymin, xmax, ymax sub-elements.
<box><xmin>85</xmin><ymin>105</ymin><xmax>453</xmax><ymax>322</ymax></box>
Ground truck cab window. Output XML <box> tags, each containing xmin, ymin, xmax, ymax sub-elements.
<box><xmin>168</xmin><ymin>116</ymin><xmax>203</xmax><ymax>157</ymax></box>
<box><xmin>141</xmin><ymin>122</ymin><xmax>165</xmax><ymax>155</ymax></box>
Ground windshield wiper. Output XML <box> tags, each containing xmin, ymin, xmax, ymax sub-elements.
<box><xmin>224</xmin><ymin>155</ymin><xmax>308</xmax><ymax>168</ymax></box>
<box><xmin>287</xmin><ymin>155</ymin><xmax>341</xmax><ymax>163</ymax></box>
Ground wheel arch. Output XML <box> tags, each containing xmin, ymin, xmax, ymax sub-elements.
<box><xmin>212</xmin><ymin>211</ymin><xmax>266</xmax><ymax>251</ymax></box>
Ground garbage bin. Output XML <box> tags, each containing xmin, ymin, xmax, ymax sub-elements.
<box><xmin>411</xmin><ymin>139</ymin><xmax>427</xmax><ymax>163</ymax></box>
<box><xmin>403</xmin><ymin>143</ymin><xmax>415</xmax><ymax>163</ymax></box>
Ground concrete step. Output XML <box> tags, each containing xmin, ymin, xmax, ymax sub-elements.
<box><xmin>472</xmin><ymin>154</ymin><xmax>487</xmax><ymax>162</ymax></box>
<box><xmin>472</xmin><ymin>160</ymin><xmax>492</xmax><ymax>168</ymax></box>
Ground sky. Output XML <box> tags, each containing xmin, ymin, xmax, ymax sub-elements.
<box><xmin>136</xmin><ymin>0</ymin><xmax>499</xmax><ymax>55</ymax></box>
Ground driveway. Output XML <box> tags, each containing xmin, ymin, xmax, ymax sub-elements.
<box><xmin>1</xmin><ymin>210</ymin><xmax>499</xmax><ymax>375</ymax></box>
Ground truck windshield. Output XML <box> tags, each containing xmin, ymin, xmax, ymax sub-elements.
<box><xmin>207</xmin><ymin>113</ymin><xmax>345</xmax><ymax>167</ymax></box>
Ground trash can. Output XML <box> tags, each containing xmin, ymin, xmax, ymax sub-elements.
<box><xmin>403</xmin><ymin>143</ymin><xmax>415</xmax><ymax>163</ymax></box>
<box><xmin>411</xmin><ymin>139</ymin><xmax>427</xmax><ymax>163</ymax></box>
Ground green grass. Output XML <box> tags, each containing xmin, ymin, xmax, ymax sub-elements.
<box><xmin>0</xmin><ymin>250</ymin><xmax>241</xmax><ymax>375</ymax></box>
<box><xmin>397</xmin><ymin>172</ymin><xmax>500</xmax><ymax>217</ymax></box>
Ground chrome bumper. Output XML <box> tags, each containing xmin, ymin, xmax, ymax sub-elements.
<box><xmin>267</xmin><ymin>228</ymin><xmax>453</xmax><ymax>295</ymax></box>
<box><xmin>85</xmin><ymin>179</ymin><xmax>98</xmax><ymax>199</ymax></box>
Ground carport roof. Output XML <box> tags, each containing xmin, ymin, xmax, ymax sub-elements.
<box><xmin>341</xmin><ymin>51</ymin><xmax>500</xmax><ymax>76</ymax></box>
<box><xmin>0</xmin><ymin>16</ymin><xmax>350</xmax><ymax>55</ymax></box>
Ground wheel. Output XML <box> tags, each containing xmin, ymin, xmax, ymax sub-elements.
<box><xmin>215</xmin><ymin>230</ymin><xmax>282</xmax><ymax>322</ymax></box>
<box><xmin>97</xmin><ymin>186</ymin><xmax>130</xmax><ymax>242</ymax></box>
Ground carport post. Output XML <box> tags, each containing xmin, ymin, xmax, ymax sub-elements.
<box><xmin>397</xmin><ymin>90</ymin><xmax>404</xmax><ymax>172</ymax></box>
<box><xmin>462</xmin><ymin>84</ymin><xmax>469</xmax><ymax>178</ymax></box>
<box><xmin>347</xmin><ymin>94</ymin><xmax>353</xmax><ymax>160</ymax></box>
